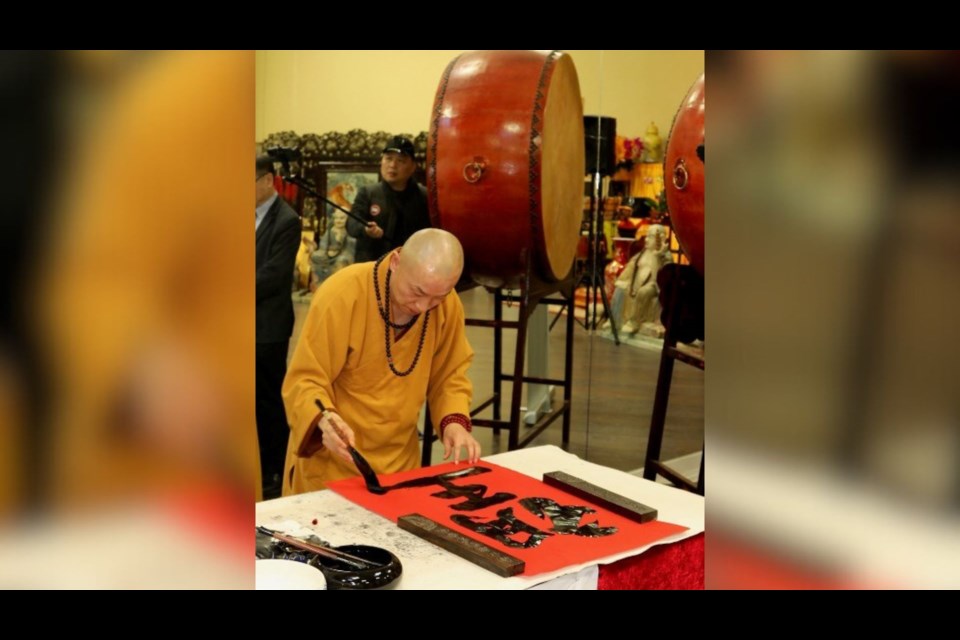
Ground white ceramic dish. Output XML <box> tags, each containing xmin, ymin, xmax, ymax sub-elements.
<box><xmin>255</xmin><ymin>559</ymin><xmax>327</xmax><ymax>590</ymax></box>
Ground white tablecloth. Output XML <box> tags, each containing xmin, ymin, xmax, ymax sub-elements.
<box><xmin>256</xmin><ymin>445</ymin><xmax>704</xmax><ymax>589</ymax></box>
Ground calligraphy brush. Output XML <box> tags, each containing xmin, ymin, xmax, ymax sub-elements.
<box><xmin>256</xmin><ymin>526</ymin><xmax>378</xmax><ymax>570</ymax></box>
<box><xmin>314</xmin><ymin>399</ymin><xmax>386</xmax><ymax>494</ymax></box>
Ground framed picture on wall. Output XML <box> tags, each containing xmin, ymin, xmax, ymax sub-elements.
<box><xmin>311</xmin><ymin>162</ymin><xmax>380</xmax><ymax>237</ymax></box>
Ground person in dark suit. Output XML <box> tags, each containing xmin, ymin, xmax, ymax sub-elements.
<box><xmin>347</xmin><ymin>136</ymin><xmax>431</xmax><ymax>263</ymax></box>
<box><xmin>255</xmin><ymin>156</ymin><xmax>301</xmax><ymax>499</ymax></box>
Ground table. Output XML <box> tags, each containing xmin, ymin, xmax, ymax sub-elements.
<box><xmin>256</xmin><ymin>445</ymin><xmax>704</xmax><ymax>589</ymax></box>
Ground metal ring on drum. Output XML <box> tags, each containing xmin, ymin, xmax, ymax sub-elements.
<box><xmin>664</xmin><ymin>73</ymin><xmax>705</xmax><ymax>276</ymax></box>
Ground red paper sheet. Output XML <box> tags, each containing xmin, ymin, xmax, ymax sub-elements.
<box><xmin>328</xmin><ymin>461</ymin><xmax>687</xmax><ymax>577</ymax></box>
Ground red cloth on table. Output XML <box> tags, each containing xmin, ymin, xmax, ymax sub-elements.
<box><xmin>599</xmin><ymin>533</ymin><xmax>704</xmax><ymax>590</ymax></box>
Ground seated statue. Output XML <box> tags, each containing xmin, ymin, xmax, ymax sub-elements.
<box><xmin>609</xmin><ymin>224</ymin><xmax>673</xmax><ymax>335</ymax></box>
<box><xmin>310</xmin><ymin>209</ymin><xmax>357</xmax><ymax>290</ymax></box>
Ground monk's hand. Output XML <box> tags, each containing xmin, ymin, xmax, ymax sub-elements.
<box><xmin>364</xmin><ymin>222</ymin><xmax>384</xmax><ymax>239</ymax></box>
<box><xmin>318</xmin><ymin>411</ymin><xmax>356</xmax><ymax>465</ymax></box>
<box><xmin>442</xmin><ymin>424</ymin><xmax>481</xmax><ymax>465</ymax></box>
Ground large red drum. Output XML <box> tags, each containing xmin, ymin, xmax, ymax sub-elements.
<box><xmin>664</xmin><ymin>74</ymin><xmax>705</xmax><ymax>276</ymax></box>
<box><xmin>428</xmin><ymin>50</ymin><xmax>585</xmax><ymax>288</ymax></box>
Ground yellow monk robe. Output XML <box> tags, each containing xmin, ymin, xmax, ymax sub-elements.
<box><xmin>282</xmin><ymin>255</ymin><xmax>473</xmax><ymax>494</ymax></box>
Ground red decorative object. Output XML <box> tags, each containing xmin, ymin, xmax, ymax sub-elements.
<box><xmin>617</xmin><ymin>217</ymin><xmax>640</xmax><ymax>238</ymax></box>
<box><xmin>664</xmin><ymin>74</ymin><xmax>705</xmax><ymax>276</ymax></box>
<box><xmin>604</xmin><ymin>238</ymin><xmax>634</xmax><ymax>300</ymax></box>
<box><xmin>273</xmin><ymin>174</ymin><xmax>298</xmax><ymax>206</ymax></box>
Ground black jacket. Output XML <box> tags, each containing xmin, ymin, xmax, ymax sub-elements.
<box><xmin>256</xmin><ymin>195</ymin><xmax>301</xmax><ymax>343</ymax></box>
<box><xmin>346</xmin><ymin>180</ymin><xmax>430</xmax><ymax>263</ymax></box>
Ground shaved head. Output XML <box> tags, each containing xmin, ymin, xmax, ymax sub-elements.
<box><xmin>397</xmin><ymin>228</ymin><xmax>464</xmax><ymax>282</ymax></box>
<box><xmin>388</xmin><ymin>229</ymin><xmax>464</xmax><ymax>322</ymax></box>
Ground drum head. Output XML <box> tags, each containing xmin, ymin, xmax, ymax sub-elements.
<box><xmin>540</xmin><ymin>53</ymin><xmax>585</xmax><ymax>281</ymax></box>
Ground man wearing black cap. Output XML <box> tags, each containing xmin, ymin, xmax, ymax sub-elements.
<box><xmin>347</xmin><ymin>136</ymin><xmax>431</xmax><ymax>263</ymax></box>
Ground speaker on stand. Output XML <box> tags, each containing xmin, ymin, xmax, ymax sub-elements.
<box><xmin>580</xmin><ymin>115</ymin><xmax>619</xmax><ymax>345</ymax></box>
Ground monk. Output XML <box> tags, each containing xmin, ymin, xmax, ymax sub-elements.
<box><xmin>282</xmin><ymin>228</ymin><xmax>480</xmax><ymax>494</ymax></box>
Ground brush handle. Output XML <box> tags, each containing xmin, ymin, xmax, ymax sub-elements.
<box><xmin>257</xmin><ymin>526</ymin><xmax>378</xmax><ymax>570</ymax></box>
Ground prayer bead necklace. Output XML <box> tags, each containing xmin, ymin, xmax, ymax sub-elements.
<box><xmin>373</xmin><ymin>253</ymin><xmax>429</xmax><ymax>377</ymax></box>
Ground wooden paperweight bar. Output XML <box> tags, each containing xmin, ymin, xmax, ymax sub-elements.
<box><xmin>542</xmin><ymin>471</ymin><xmax>658</xmax><ymax>524</ymax></box>
<box><xmin>397</xmin><ymin>513</ymin><xmax>525</xmax><ymax>577</ymax></box>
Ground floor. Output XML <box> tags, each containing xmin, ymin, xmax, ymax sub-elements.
<box><xmin>289</xmin><ymin>285</ymin><xmax>704</xmax><ymax>485</ymax></box>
